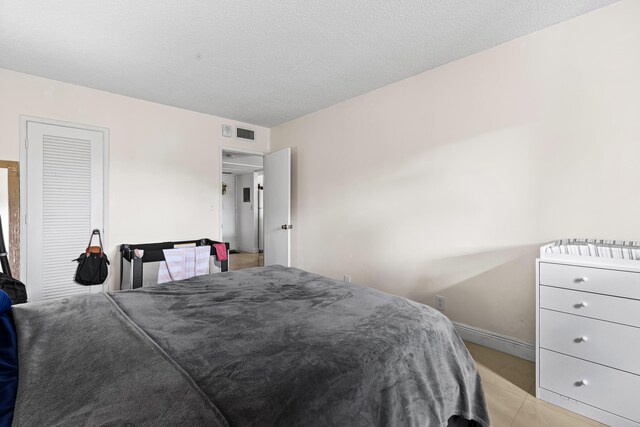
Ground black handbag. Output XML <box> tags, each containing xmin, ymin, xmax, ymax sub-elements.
<box><xmin>0</xmin><ymin>273</ymin><xmax>27</xmax><ymax>304</ymax></box>
<box><xmin>73</xmin><ymin>230</ymin><xmax>110</xmax><ymax>286</ymax></box>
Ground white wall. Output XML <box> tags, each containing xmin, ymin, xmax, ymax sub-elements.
<box><xmin>0</xmin><ymin>68</ymin><xmax>270</xmax><ymax>290</ymax></box>
<box><xmin>221</xmin><ymin>175</ymin><xmax>237</xmax><ymax>250</ymax></box>
<box><xmin>271</xmin><ymin>0</ymin><xmax>640</xmax><ymax>344</ymax></box>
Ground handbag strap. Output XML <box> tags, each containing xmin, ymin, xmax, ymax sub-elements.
<box><xmin>86</xmin><ymin>229</ymin><xmax>104</xmax><ymax>257</ymax></box>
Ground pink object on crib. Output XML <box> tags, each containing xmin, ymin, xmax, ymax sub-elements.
<box><xmin>213</xmin><ymin>243</ymin><xmax>228</xmax><ymax>261</ymax></box>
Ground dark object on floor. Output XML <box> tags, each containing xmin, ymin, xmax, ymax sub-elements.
<box><xmin>0</xmin><ymin>214</ymin><xmax>25</xmax><ymax>305</ymax></box>
<box><xmin>0</xmin><ymin>215</ymin><xmax>12</xmax><ymax>278</ymax></box>
<box><xmin>12</xmin><ymin>266</ymin><xmax>488</xmax><ymax>427</ymax></box>
<box><xmin>73</xmin><ymin>230</ymin><xmax>110</xmax><ymax>286</ymax></box>
<box><xmin>0</xmin><ymin>274</ymin><xmax>26</xmax><ymax>305</ymax></box>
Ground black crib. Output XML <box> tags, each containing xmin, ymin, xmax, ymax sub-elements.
<box><xmin>119</xmin><ymin>238</ymin><xmax>229</xmax><ymax>290</ymax></box>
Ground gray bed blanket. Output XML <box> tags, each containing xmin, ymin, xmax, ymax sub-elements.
<box><xmin>12</xmin><ymin>265</ymin><xmax>489</xmax><ymax>426</ymax></box>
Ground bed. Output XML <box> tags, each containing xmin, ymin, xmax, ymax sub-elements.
<box><xmin>9</xmin><ymin>265</ymin><xmax>489</xmax><ymax>426</ymax></box>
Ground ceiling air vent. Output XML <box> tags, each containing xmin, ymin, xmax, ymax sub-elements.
<box><xmin>236</xmin><ymin>127</ymin><xmax>255</xmax><ymax>141</ymax></box>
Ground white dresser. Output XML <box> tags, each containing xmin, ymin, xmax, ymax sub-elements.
<box><xmin>537</xmin><ymin>240</ymin><xmax>640</xmax><ymax>427</ymax></box>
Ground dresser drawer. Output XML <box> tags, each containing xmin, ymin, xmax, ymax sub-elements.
<box><xmin>540</xmin><ymin>286</ymin><xmax>640</xmax><ymax>328</ymax></box>
<box><xmin>540</xmin><ymin>349</ymin><xmax>640</xmax><ymax>422</ymax></box>
<box><xmin>539</xmin><ymin>262</ymin><xmax>640</xmax><ymax>299</ymax></box>
<box><xmin>540</xmin><ymin>309</ymin><xmax>640</xmax><ymax>375</ymax></box>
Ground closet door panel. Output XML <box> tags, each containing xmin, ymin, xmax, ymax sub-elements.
<box><xmin>25</xmin><ymin>121</ymin><xmax>106</xmax><ymax>301</ymax></box>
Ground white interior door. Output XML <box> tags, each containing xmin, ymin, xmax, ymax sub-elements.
<box><xmin>23</xmin><ymin>120</ymin><xmax>107</xmax><ymax>301</ymax></box>
<box><xmin>264</xmin><ymin>148</ymin><xmax>291</xmax><ymax>266</ymax></box>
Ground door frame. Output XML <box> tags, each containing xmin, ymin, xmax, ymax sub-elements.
<box><xmin>19</xmin><ymin>115</ymin><xmax>110</xmax><ymax>283</ymax></box>
<box><xmin>218</xmin><ymin>145</ymin><xmax>266</xmax><ymax>249</ymax></box>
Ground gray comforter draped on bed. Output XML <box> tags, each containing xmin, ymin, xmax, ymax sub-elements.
<box><xmin>12</xmin><ymin>265</ymin><xmax>489</xmax><ymax>427</ymax></box>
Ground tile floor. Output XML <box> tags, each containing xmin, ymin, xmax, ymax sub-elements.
<box><xmin>229</xmin><ymin>252</ymin><xmax>264</xmax><ymax>270</ymax></box>
<box><xmin>465</xmin><ymin>342</ymin><xmax>606</xmax><ymax>426</ymax></box>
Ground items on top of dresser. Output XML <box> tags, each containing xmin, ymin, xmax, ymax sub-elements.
<box><xmin>542</xmin><ymin>238</ymin><xmax>640</xmax><ymax>261</ymax></box>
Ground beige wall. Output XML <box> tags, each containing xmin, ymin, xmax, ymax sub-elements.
<box><xmin>271</xmin><ymin>0</ymin><xmax>640</xmax><ymax>344</ymax></box>
<box><xmin>0</xmin><ymin>68</ymin><xmax>269</xmax><ymax>290</ymax></box>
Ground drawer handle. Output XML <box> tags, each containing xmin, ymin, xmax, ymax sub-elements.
<box><xmin>575</xmin><ymin>336</ymin><xmax>589</xmax><ymax>343</ymax></box>
<box><xmin>575</xmin><ymin>379</ymin><xmax>589</xmax><ymax>387</ymax></box>
<box><xmin>575</xmin><ymin>277</ymin><xmax>589</xmax><ymax>283</ymax></box>
<box><xmin>574</xmin><ymin>302</ymin><xmax>589</xmax><ymax>309</ymax></box>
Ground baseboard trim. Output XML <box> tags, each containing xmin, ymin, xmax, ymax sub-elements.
<box><xmin>237</xmin><ymin>247</ymin><xmax>259</xmax><ymax>254</ymax></box>
<box><xmin>453</xmin><ymin>321</ymin><xmax>535</xmax><ymax>362</ymax></box>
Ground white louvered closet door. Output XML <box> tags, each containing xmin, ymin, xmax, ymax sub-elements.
<box><xmin>25</xmin><ymin>121</ymin><xmax>106</xmax><ymax>302</ymax></box>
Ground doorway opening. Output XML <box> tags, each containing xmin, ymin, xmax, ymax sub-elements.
<box><xmin>221</xmin><ymin>149</ymin><xmax>264</xmax><ymax>270</ymax></box>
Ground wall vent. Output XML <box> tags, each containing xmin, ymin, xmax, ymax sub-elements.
<box><xmin>236</xmin><ymin>127</ymin><xmax>255</xmax><ymax>141</ymax></box>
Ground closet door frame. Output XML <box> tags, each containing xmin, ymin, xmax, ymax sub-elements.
<box><xmin>19</xmin><ymin>116</ymin><xmax>110</xmax><ymax>287</ymax></box>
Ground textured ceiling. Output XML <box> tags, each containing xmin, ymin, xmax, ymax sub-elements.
<box><xmin>0</xmin><ymin>0</ymin><xmax>620</xmax><ymax>127</ymax></box>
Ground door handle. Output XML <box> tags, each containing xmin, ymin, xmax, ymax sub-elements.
<box><xmin>281</xmin><ymin>224</ymin><xmax>293</xmax><ymax>230</ymax></box>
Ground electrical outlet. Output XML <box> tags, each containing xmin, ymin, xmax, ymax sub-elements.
<box><xmin>343</xmin><ymin>275</ymin><xmax>351</xmax><ymax>283</ymax></box>
<box><xmin>435</xmin><ymin>295</ymin><xmax>446</xmax><ymax>311</ymax></box>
